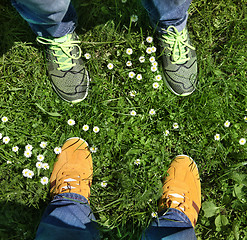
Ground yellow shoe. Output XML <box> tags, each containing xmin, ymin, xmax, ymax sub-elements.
<box><xmin>50</xmin><ymin>137</ymin><xmax>93</xmax><ymax>202</ymax></box>
<box><xmin>159</xmin><ymin>155</ymin><xmax>201</xmax><ymax>227</ymax></box>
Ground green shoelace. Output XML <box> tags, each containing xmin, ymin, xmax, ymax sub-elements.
<box><xmin>37</xmin><ymin>34</ymin><xmax>82</xmax><ymax>71</ymax></box>
<box><xmin>162</xmin><ymin>26</ymin><xmax>195</xmax><ymax>65</ymax></box>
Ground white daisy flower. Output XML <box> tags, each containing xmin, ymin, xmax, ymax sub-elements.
<box><xmin>146</xmin><ymin>47</ymin><xmax>152</xmax><ymax>54</ymax></box>
<box><xmin>40</xmin><ymin>141</ymin><xmax>47</xmax><ymax>149</ymax></box>
<box><xmin>126</xmin><ymin>48</ymin><xmax>133</xmax><ymax>55</ymax></box>
<box><xmin>41</xmin><ymin>177</ymin><xmax>49</xmax><ymax>185</ymax></box>
<box><xmin>101</xmin><ymin>181</ymin><xmax>108</xmax><ymax>187</ymax></box>
<box><xmin>107</xmin><ymin>63</ymin><xmax>114</xmax><ymax>70</ymax></box>
<box><xmin>126</xmin><ymin>61</ymin><xmax>132</xmax><ymax>67</ymax></box>
<box><xmin>152</xmin><ymin>61</ymin><xmax>158</xmax><ymax>67</ymax></box>
<box><xmin>136</xmin><ymin>74</ymin><xmax>142</xmax><ymax>80</ymax></box>
<box><xmin>151</xmin><ymin>212</ymin><xmax>158</xmax><ymax>218</ymax></box>
<box><xmin>3</xmin><ymin>136</ymin><xmax>10</xmax><ymax>144</ymax></box>
<box><xmin>83</xmin><ymin>124</ymin><xmax>89</xmax><ymax>131</ymax></box>
<box><xmin>153</xmin><ymin>82</ymin><xmax>160</xmax><ymax>89</ymax></box>
<box><xmin>90</xmin><ymin>146</ymin><xmax>98</xmax><ymax>153</ymax></box>
<box><xmin>173</xmin><ymin>123</ymin><xmax>179</xmax><ymax>129</ymax></box>
<box><xmin>54</xmin><ymin>147</ymin><xmax>62</xmax><ymax>154</ymax></box>
<box><xmin>214</xmin><ymin>134</ymin><xmax>220</xmax><ymax>141</ymax></box>
<box><xmin>129</xmin><ymin>90</ymin><xmax>137</xmax><ymax>97</ymax></box>
<box><xmin>27</xmin><ymin>170</ymin><xmax>34</xmax><ymax>179</ymax></box>
<box><xmin>24</xmin><ymin>150</ymin><xmax>32</xmax><ymax>158</ymax></box>
<box><xmin>22</xmin><ymin>169</ymin><xmax>30</xmax><ymax>177</ymax></box>
<box><xmin>25</xmin><ymin>144</ymin><xmax>33</xmax><ymax>151</ymax></box>
<box><xmin>0</xmin><ymin>133</ymin><xmax>2</xmax><ymax>139</ymax></box>
<box><xmin>224</xmin><ymin>120</ymin><xmax>230</xmax><ymax>127</ymax></box>
<box><xmin>128</xmin><ymin>71</ymin><xmax>136</xmax><ymax>78</ymax></box>
<box><xmin>164</xmin><ymin>130</ymin><xmax>170</xmax><ymax>136</ymax></box>
<box><xmin>155</xmin><ymin>75</ymin><xmax>162</xmax><ymax>81</ymax></box>
<box><xmin>42</xmin><ymin>163</ymin><xmax>49</xmax><ymax>170</ymax></box>
<box><xmin>149</xmin><ymin>56</ymin><xmax>156</xmax><ymax>63</ymax></box>
<box><xmin>12</xmin><ymin>146</ymin><xmax>19</xmax><ymax>152</ymax></box>
<box><xmin>93</xmin><ymin>126</ymin><xmax>100</xmax><ymax>133</ymax></box>
<box><xmin>36</xmin><ymin>162</ymin><xmax>43</xmax><ymax>169</ymax></box>
<box><xmin>130</xmin><ymin>110</ymin><xmax>137</xmax><ymax>116</ymax></box>
<box><xmin>7</xmin><ymin>160</ymin><xmax>12</xmax><ymax>164</ymax></box>
<box><xmin>131</xmin><ymin>14</ymin><xmax>138</xmax><ymax>22</ymax></box>
<box><xmin>84</xmin><ymin>53</ymin><xmax>91</xmax><ymax>59</ymax></box>
<box><xmin>151</xmin><ymin>46</ymin><xmax>157</xmax><ymax>53</ymax></box>
<box><xmin>149</xmin><ymin>109</ymin><xmax>156</xmax><ymax>115</ymax></box>
<box><xmin>37</xmin><ymin>154</ymin><xmax>44</xmax><ymax>161</ymax></box>
<box><xmin>139</xmin><ymin>56</ymin><xmax>145</xmax><ymax>63</ymax></box>
<box><xmin>244</xmin><ymin>116</ymin><xmax>247</xmax><ymax>122</ymax></box>
<box><xmin>134</xmin><ymin>159</ymin><xmax>141</xmax><ymax>165</ymax></box>
<box><xmin>67</xmin><ymin>119</ymin><xmax>75</xmax><ymax>126</ymax></box>
<box><xmin>151</xmin><ymin>66</ymin><xmax>157</xmax><ymax>72</ymax></box>
<box><xmin>1</xmin><ymin>116</ymin><xmax>8</xmax><ymax>122</ymax></box>
<box><xmin>239</xmin><ymin>138</ymin><xmax>246</xmax><ymax>145</ymax></box>
<box><xmin>146</xmin><ymin>36</ymin><xmax>153</xmax><ymax>43</ymax></box>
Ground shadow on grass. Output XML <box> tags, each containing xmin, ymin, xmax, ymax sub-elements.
<box><xmin>0</xmin><ymin>0</ymin><xmax>35</xmax><ymax>56</ymax></box>
<box><xmin>0</xmin><ymin>199</ymin><xmax>145</xmax><ymax>240</ymax></box>
<box><xmin>0</xmin><ymin>0</ymin><xmax>148</xmax><ymax>56</ymax></box>
<box><xmin>0</xmin><ymin>200</ymin><xmax>47</xmax><ymax>240</ymax></box>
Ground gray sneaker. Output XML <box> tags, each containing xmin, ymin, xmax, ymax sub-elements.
<box><xmin>37</xmin><ymin>32</ymin><xmax>89</xmax><ymax>103</ymax></box>
<box><xmin>159</xmin><ymin>26</ymin><xmax>198</xmax><ymax>96</ymax></box>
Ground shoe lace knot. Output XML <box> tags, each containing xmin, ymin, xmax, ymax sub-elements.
<box><xmin>37</xmin><ymin>34</ymin><xmax>82</xmax><ymax>71</ymax></box>
<box><xmin>164</xmin><ymin>186</ymin><xmax>190</xmax><ymax>212</ymax></box>
<box><xmin>57</xmin><ymin>171</ymin><xmax>92</xmax><ymax>196</ymax></box>
<box><xmin>162</xmin><ymin>26</ymin><xmax>195</xmax><ymax>65</ymax></box>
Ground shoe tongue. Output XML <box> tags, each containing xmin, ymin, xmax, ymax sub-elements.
<box><xmin>53</xmin><ymin>34</ymin><xmax>70</xmax><ymax>43</ymax></box>
<box><xmin>52</xmin><ymin>34</ymin><xmax>73</xmax><ymax>71</ymax></box>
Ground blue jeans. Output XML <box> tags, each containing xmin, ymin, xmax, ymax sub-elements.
<box><xmin>35</xmin><ymin>193</ymin><xmax>196</xmax><ymax>240</ymax></box>
<box><xmin>12</xmin><ymin>0</ymin><xmax>191</xmax><ymax>37</ymax></box>
<box><xmin>11</xmin><ymin>0</ymin><xmax>77</xmax><ymax>37</ymax></box>
<box><xmin>141</xmin><ymin>0</ymin><xmax>192</xmax><ymax>32</ymax></box>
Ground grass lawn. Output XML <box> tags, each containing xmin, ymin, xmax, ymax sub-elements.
<box><xmin>0</xmin><ymin>0</ymin><xmax>246</xmax><ymax>239</ymax></box>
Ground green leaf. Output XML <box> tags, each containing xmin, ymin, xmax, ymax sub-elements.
<box><xmin>35</xmin><ymin>103</ymin><xmax>62</xmax><ymax>117</ymax></box>
<box><xmin>233</xmin><ymin>219</ymin><xmax>240</xmax><ymax>240</ymax></box>
<box><xmin>202</xmin><ymin>201</ymin><xmax>220</xmax><ymax>218</ymax></box>
<box><xmin>215</xmin><ymin>214</ymin><xmax>229</xmax><ymax>230</ymax></box>
<box><xmin>233</xmin><ymin>184</ymin><xmax>246</xmax><ymax>203</ymax></box>
<box><xmin>229</xmin><ymin>172</ymin><xmax>247</xmax><ymax>186</ymax></box>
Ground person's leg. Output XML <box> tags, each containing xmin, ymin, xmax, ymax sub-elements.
<box><xmin>141</xmin><ymin>0</ymin><xmax>192</xmax><ymax>32</ymax></box>
<box><xmin>142</xmin><ymin>209</ymin><xmax>196</xmax><ymax>240</ymax></box>
<box><xmin>142</xmin><ymin>155</ymin><xmax>201</xmax><ymax>239</ymax></box>
<box><xmin>36</xmin><ymin>193</ymin><xmax>99</xmax><ymax>240</ymax></box>
<box><xmin>11</xmin><ymin>0</ymin><xmax>90</xmax><ymax>103</ymax></box>
<box><xmin>35</xmin><ymin>138</ymin><xmax>100</xmax><ymax>240</ymax></box>
<box><xmin>142</xmin><ymin>0</ymin><xmax>198</xmax><ymax>97</ymax></box>
<box><xmin>11</xmin><ymin>0</ymin><xmax>76</xmax><ymax>37</ymax></box>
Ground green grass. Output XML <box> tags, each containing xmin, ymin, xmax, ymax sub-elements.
<box><xmin>0</xmin><ymin>0</ymin><xmax>247</xmax><ymax>239</ymax></box>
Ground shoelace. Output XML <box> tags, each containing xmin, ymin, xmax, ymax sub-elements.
<box><xmin>62</xmin><ymin>177</ymin><xmax>78</xmax><ymax>191</ymax></box>
<box><xmin>162</xmin><ymin>26</ymin><xmax>195</xmax><ymax>65</ymax></box>
<box><xmin>37</xmin><ymin>34</ymin><xmax>82</xmax><ymax>71</ymax></box>
<box><xmin>166</xmin><ymin>192</ymin><xmax>187</xmax><ymax>212</ymax></box>
<box><xmin>58</xmin><ymin>171</ymin><xmax>92</xmax><ymax>192</ymax></box>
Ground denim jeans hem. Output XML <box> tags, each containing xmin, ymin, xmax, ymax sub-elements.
<box><xmin>150</xmin><ymin>13</ymin><xmax>188</xmax><ymax>33</ymax></box>
<box><xmin>53</xmin><ymin>192</ymin><xmax>89</xmax><ymax>204</ymax></box>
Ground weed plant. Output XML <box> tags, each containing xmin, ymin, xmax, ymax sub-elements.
<box><xmin>0</xmin><ymin>0</ymin><xmax>246</xmax><ymax>239</ymax></box>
